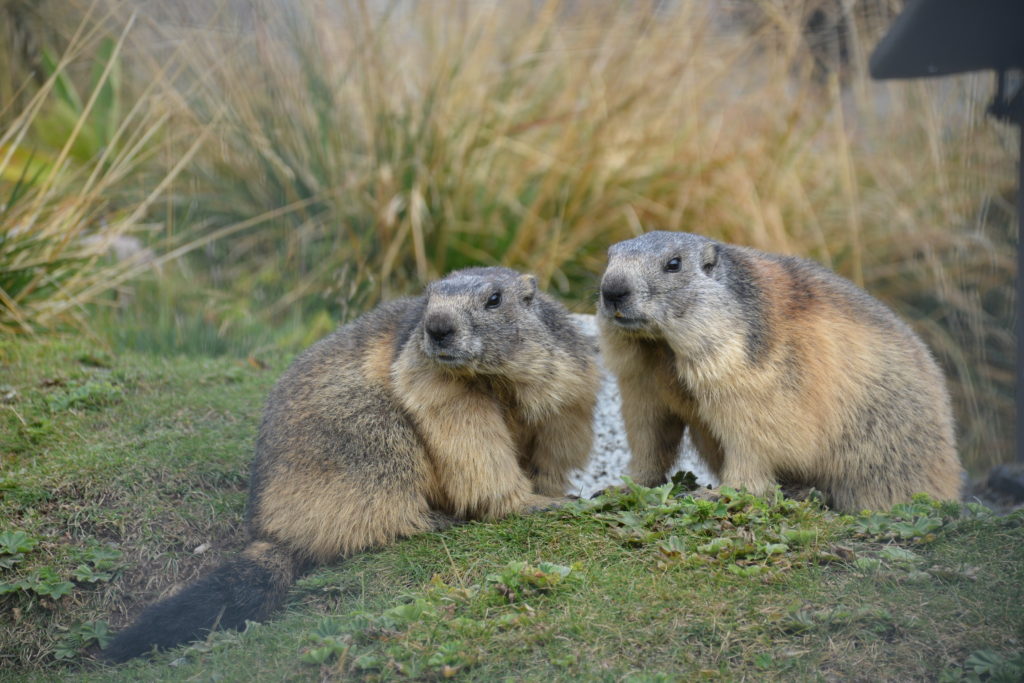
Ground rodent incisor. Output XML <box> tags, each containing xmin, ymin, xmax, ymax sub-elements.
<box><xmin>105</xmin><ymin>266</ymin><xmax>598</xmax><ymax>661</ymax></box>
<box><xmin>598</xmin><ymin>230</ymin><xmax>962</xmax><ymax>512</ymax></box>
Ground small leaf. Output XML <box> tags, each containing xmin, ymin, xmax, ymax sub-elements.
<box><xmin>35</xmin><ymin>579</ymin><xmax>75</xmax><ymax>599</ymax></box>
<box><xmin>853</xmin><ymin>557</ymin><xmax>882</xmax><ymax>572</ymax></box>
<box><xmin>670</xmin><ymin>470</ymin><xmax>700</xmax><ymax>493</ymax></box>
<box><xmin>781</xmin><ymin>528</ymin><xmax>816</xmax><ymax>546</ymax></box>
<box><xmin>83</xmin><ymin>547</ymin><xmax>123</xmax><ymax>570</ymax></box>
<box><xmin>965</xmin><ymin>650</ymin><xmax>1007</xmax><ymax>675</ymax></box>
<box><xmin>878</xmin><ymin>546</ymin><xmax>921</xmax><ymax>564</ymax></box>
<box><xmin>727</xmin><ymin>564</ymin><xmax>766</xmax><ymax>577</ymax></box>
<box><xmin>0</xmin><ymin>553</ymin><xmax>25</xmax><ymax>569</ymax></box>
<box><xmin>536</xmin><ymin>562</ymin><xmax>571</xmax><ymax>579</ymax></box>
<box><xmin>73</xmin><ymin>564</ymin><xmax>112</xmax><ymax>583</ymax></box>
<box><xmin>697</xmin><ymin>537</ymin><xmax>733</xmax><ymax>554</ymax></box>
<box><xmin>658</xmin><ymin>536</ymin><xmax>687</xmax><ymax>558</ymax></box>
<box><xmin>353</xmin><ymin>652</ymin><xmax>386</xmax><ymax>670</ymax></box>
<box><xmin>0</xmin><ymin>530</ymin><xmax>38</xmax><ymax>555</ymax></box>
<box><xmin>299</xmin><ymin>646</ymin><xmax>337</xmax><ymax>665</ymax></box>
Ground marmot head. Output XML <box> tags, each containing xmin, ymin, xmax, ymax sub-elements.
<box><xmin>599</xmin><ymin>231</ymin><xmax>749</xmax><ymax>355</ymax></box>
<box><xmin>415</xmin><ymin>266</ymin><xmax>540</xmax><ymax>374</ymax></box>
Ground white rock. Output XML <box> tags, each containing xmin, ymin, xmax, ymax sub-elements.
<box><xmin>567</xmin><ymin>314</ymin><xmax>717</xmax><ymax>497</ymax></box>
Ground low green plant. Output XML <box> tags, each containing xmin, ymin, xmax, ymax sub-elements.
<box><xmin>571</xmin><ymin>476</ymin><xmax>836</xmax><ymax>578</ymax></box>
<box><xmin>52</xmin><ymin>620</ymin><xmax>113</xmax><ymax>661</ymax></box>
<box><xmin>45</xmin><ymin>379</ymin><xmax>123</xmax><ymax>412</ymax></box>
<box><xmin>71</xmin><ymin>546</ymin><xmax>124</xmax><ymax>584</ymax></box>
<box><xmin>851</xmin><ymin>494</ymin><xmax>967</xmax><ymax>543</ymax></box>
<box><xmin>0</xmin><ymin>533</ymin><xmax>123</xmax><ymax>607</ymax></box>
<box><xmin>941</xmin><ymin>650</ymin><xmax>1024</xmax><ymax>683</ymax></box>
<box><xmin>0</xmin><ymin>530</ymin><xmax>38</xmax><ymax>569</ymax></box>
<box><xmin>298</xmin><ymin>560</ymin><xmax>577</xmax><ymax>677</ymax></box>
<box><xmin>783</xmin><ymin>605</ymin><xmax>903</xmax><ymax>636</ymax></box>
<box><xmin>0</xmin><ymin>566</ymin><xmax>74</xmax><ymax>600</ymax></box>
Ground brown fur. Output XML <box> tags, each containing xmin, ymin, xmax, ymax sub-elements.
<box><xmin>598</xmin><ymin>231</ymin><xmax>962</xmax><ymax>512</ymax></box>
<box><xmin>105</xmin><ymin>267</ymin><xmax>598</xmax><ymax>661</ymax></box>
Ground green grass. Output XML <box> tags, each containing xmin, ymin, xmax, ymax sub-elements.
<box><xmin>0</xmin><ymin>335</ymin><xmax>283</xmax><ymax>670</ymax></box>
<box><xmin>1</xmin><ymin>335</ymin><xmax>1022</xmax><ymax>681</ymax></box>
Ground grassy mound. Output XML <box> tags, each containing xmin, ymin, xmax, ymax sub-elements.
<box><xmin>1</xmin><ymin>336</ymin><xmax>1022</xmax><ymax>681</ymax></box>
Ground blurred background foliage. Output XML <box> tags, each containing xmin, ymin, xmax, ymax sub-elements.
<box><xmin>0</xmin><ymin>0</ymin><xmax>1016</xmax><ymax>473</ymax></box>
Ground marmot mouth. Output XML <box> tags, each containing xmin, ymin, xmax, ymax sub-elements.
<box><xmin>429</xmin><ymin>351</ymin><xmax>472</xmax><ymax>366</ymax></box>
<box><xmin>607</xmin><ymin>314</ymin><xmax>650</xmax><ymax>330</ymax></box>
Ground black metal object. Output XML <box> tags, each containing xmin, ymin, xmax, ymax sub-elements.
<box><xmin>870</xmin><ymin>0</ymin><xmax>1024</xmax><ymax>79</ymax></box>
<box><xmin>870</xmin><ymin>0</ymin><xmax>1024</xmax><ymax>463</ymax></box>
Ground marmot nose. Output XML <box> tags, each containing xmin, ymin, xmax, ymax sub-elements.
<box><xmin>425</xmin><ymin>314</ymin><xmax>455</xmax><ymax>345</ymax></box>
<box><xmin>601</xmin><ymin>280</ymin><xmax>631</xmax><ymax>307</ymax></box>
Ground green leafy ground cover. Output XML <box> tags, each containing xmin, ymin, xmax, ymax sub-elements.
<box><xmin>1</xmin><ymin>336</ymin><xmax>1022</xmax><ymax>681</ymax></box>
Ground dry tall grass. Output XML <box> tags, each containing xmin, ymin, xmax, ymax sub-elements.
<box><xmin>1</xmin><ymin>0</ymin><xmax>1016</xmax><ymax>470</ymax></box>
<box><xmin>0</xmin><ymin>2</ymin><xmax>213</xmax><ymax>335</ymax></box>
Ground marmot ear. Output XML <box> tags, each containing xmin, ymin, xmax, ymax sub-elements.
<box><xmin>519</xmin><ymin>274</ymin><xmax>537</xmax><ymax>304</ymax></box>
<box><xmin>700</xmin><ymin>243</ymin><xmax>719</xmax><ymax>275</ymax></box>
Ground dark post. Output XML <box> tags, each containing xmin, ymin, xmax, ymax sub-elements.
<box><xmin>986</xmin><ymin>68</ymin><xmax>1024</xmax><ymax>462</ymax></box>
<box><xmin>1007</xmin><ymin>99</ymin><xmax>1024</xmax><ymax>462</ymax></box>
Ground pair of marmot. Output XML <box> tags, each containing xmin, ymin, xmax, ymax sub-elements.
<box><xmin>106</xmin><ymin>233</ymin><xmax>963</xmax><ymax>661</ymax></box>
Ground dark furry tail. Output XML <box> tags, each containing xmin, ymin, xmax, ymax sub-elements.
<box><xmin>104</xmin><ymin>541</ymin><xmax>302</xmax><ymax>662</ymax></box>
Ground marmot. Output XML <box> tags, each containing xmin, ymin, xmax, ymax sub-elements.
<box><xmin>105</xmin><ymin>267</ymin><xmax>599</xmax><ymax>661</ymax></box>
<box><xmin>597</xmin><ymin>231</ymin><xmax>962</xmax><ymax>512</ymax></box>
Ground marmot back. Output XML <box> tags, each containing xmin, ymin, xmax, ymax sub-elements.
<box><xmin>598</xmin><ymin>230</ymin><xmax>962</xmax><ymax>512</ymax></box>
<box><xmin>105</xmin><ymin>267</ymin><xmax>599</xmax><ymax>661</ymax></box>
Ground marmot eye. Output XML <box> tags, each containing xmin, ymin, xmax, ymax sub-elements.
<box><xmin>665</xmin><ymin>257</ymin><xmax>682</xmax><ymax>273</ymax></box>
<box><xmin>485</xmin><ymin>291</ymin><xmax>502</xmax><ymax>309</ymax></box>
